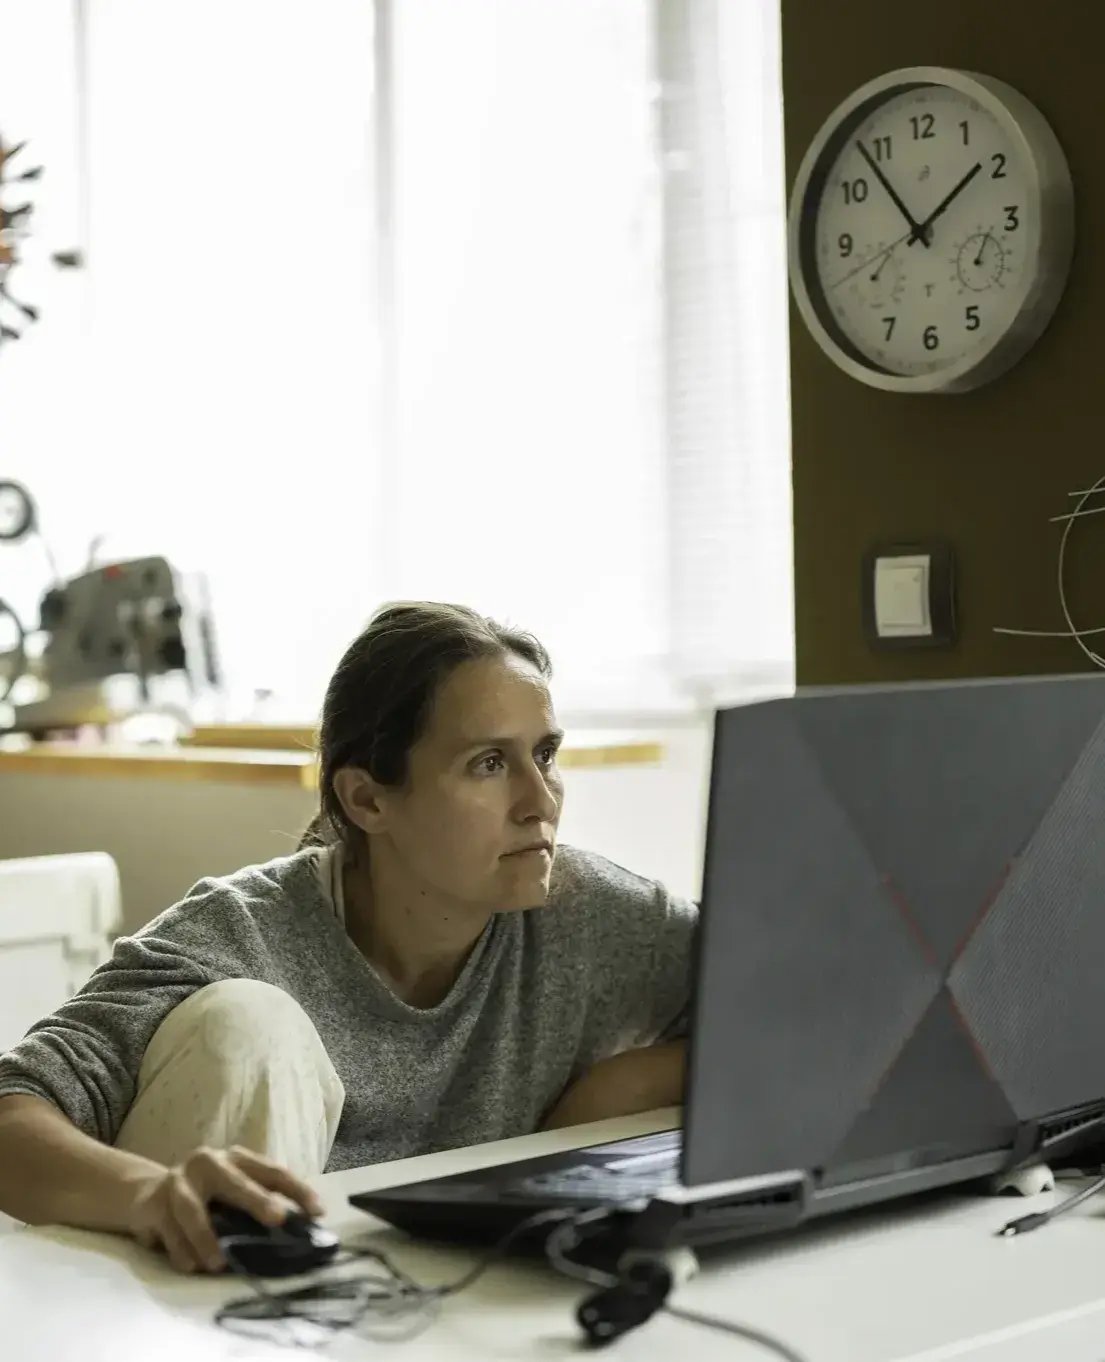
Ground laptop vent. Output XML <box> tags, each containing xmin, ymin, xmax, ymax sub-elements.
<box><xmin>1039</xmin><ymin>1108</ymin><xmax>1105</xmax><ymax>1149</ymax></box>
<box><xmin>683</xmin><ymin>1182</ymin><xmax>804</xmax><ymax>1222</ymax></box>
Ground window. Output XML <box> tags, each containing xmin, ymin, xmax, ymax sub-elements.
<box><xmin>3</xmin><ymin>1</ymin><xmax>792</xmax><ymax>723</ymax></box>
<box><xmin>384</xmin><ymin>0</ymin><xmax>792</xmax><ymax>715</ymax></box>
<box><xmin>11</xmin><ymin>0</ymin><xmax>380</xmax><ymax>716</ymax></box>
<box><xmin>660</xmin><ymin>0</ymin><xmax>794</xmax><ymax>705</ymax></box>
<box><xmin>0</xmin><ymin>0</ymin><xmax>84</xmax><ymax>635</ymax></box>
<box><xmin>385</xmin><ymin>0</ymin><xmax>669</xmax><ymax>715</ymax></box>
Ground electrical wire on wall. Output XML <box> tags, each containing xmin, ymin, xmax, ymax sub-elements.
<box><xmin>994</xmin><ymin>475</ymin><xmax>1105</xmax><ymax>668</ymax></box>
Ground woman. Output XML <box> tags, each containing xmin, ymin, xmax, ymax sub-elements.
<box><xmin>0</xmin><ymin>602</ymin><xmax>695</xmax><ymax>1273</ymax></box>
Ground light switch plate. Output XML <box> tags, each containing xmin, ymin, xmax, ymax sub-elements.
<box><xmin>862</xmin><ymin>541</ymin><xmax>956</xmax><ymax>650</ymax></box>
<box><xmin>874</xmin><ymin>554</ymin><xmax>932</xmax><ymax>636</ymax></box>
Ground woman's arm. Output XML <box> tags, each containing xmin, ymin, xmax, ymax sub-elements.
<box><xmin>541</xmin><ymin>1040</ymin><xmax>686</xmax><ymax>1130</ymax></box>
<box><xmin>0</xmin><ymin>1093</ymin><xmax>166</xmax><ymax>1230</ymax></box>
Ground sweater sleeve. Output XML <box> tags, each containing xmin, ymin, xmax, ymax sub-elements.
<box><xmin>548</xmin><ymin>847</ymin><xmax>699</xmax><ymax>1063</ymax></box>
<box><xmin>0</xmin><ymin>880</ymin><xmax>267</xmax><ymax>1145</ymax></box>
<box><xmin>631</xmin><ymin>879</ymin><xmax>698</xmax><ymax>1045</ymax></box>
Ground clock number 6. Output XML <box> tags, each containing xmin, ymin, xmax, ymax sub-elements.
<box><xmin>923</xmin><ymin>325</ymin><xmax>940</xmax><ymax>351</ymax></box>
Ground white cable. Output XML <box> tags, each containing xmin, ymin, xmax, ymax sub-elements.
<box><xmin>1056</xmin><ymin>474</ymin><xmax>1105</xmax><ymax>669</ymax></box>
<box><xmin>993</xmin><ymin>474</ymin><xmax>1105</xmax><ymax>666</ymax></box>
<box><xmin>993</xmin><ymin>626</ymin><xmax>1105</xmax><ymax>638</ymax></box>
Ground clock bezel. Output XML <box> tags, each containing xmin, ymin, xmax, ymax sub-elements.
<box><xmin>787</xmin><ymin>66</ymin><xmax>1075</xmax><ymax>394</ymax></box>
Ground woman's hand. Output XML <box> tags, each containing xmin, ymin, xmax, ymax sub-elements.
<box><xmin>125</xmin><ymin>1144</ymin><xmax>324</xmax><ymax>1274</ymax></box>
<box><xmin>541</xmin><ymin>1040</ymin><xmax>686</xmax><ymax>1131</ymax></box>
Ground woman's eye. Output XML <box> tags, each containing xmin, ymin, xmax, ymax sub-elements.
<box><xmin>479</xmin><ymin>754</ymin><xmax>505</xmax><ymax>774</ymax></box>
<box><xmin>538</xmin><ymin>745</ymin><xmax>557</xmax><ymax>766</ymax></box>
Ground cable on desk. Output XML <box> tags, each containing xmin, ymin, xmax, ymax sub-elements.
<box><xmin>214</xmin><ymin>1159</ymin><xmax>1105</xmax><ymax>1351</ymax></box>
<box><xmin>212</xmin><ymin>1204</ymin><xmax>809</xmax><ymax>1358</ymax></box>
<box><xmin>545</xmin><ymin>1212</ymin><xmax>810</xmax><ymax>1361</ymax></box>
<box><xmin>999</xmin><ymin>1169</ymin><xmax>1105</xmax><ymax>1238</ymax></box>
<box><xmin>214</xmin><ymin>1207</ymin><xmax>579</xmax><ymax>1346</ymax></box>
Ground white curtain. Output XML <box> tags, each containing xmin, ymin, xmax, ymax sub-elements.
<box><xmin>2</xmin><ymin>0</ymin><xmax>793</xmax><ymax>722</ymax></box>
<box><xmin>658</xmin><ymin>0</ymin><xmax>794</xmax><ymax>705</ymax></box>
<box><xmin>384</xmin><ymin>0</ymin><xmax>671</xmax><ymax>715</ymax></box>
<box><xmin>386</xmin><ymin>0</ymin><xmax>793</xmax><ymax>715</ymax></box>
<box><xmin>7</xmin><ymin>0</ymin><xmax>381</xmax><ymax>716</ymax></box>
<box><xmin>0</xmin><ymin>0</ymin><xmax>85</xmax><ymax>636</ymax></box>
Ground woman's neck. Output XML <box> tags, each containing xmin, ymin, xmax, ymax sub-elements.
<box><xmin>340</xmin><ymin>843</ymin><xmax>493</xmax><ymax>1010</ymax></box>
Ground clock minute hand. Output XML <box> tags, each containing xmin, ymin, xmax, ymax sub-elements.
<box><xmin>855</xmin><ymin>141</ymin><xmax>930</xmax><ymax>250</ymax></box>
<box><xmin>909</xmin><ymin>161</ymin><xmax>983</xmax><ymax>244</ymax></box>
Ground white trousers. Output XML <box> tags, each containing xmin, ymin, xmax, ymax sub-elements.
<box><xmin>113</xmin><ymin>979</ymin><xmax>346</xmax><ymax>1178</ymax></box>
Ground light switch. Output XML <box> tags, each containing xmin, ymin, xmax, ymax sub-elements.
<box><xmin>862</xmin><ymin>540</ymin><xmax>956</xmax><ymax>650</ymax></box>
<box><xmin>874</xmin><ymin>554</ymin><xmax>932</xmax><ymax>638</ymax></box>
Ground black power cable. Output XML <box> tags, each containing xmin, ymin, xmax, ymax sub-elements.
<box><xmin>545</xmin><ymin>1210</ymin><xmax>809</xmax><ymax>1360</ymax></box>
<box><xmin>212</xmin><ymin>1205</ymin><xmax>809</xmax><ymax>1359</ymax></box>
<box><xmin>999</xmin><ymin>1167</ymin><xmax>1105</xmax><ymax>1239</ymax></box>
<box><xmin>211</xmin><ymin>1159</ymin><xmax>1105</xmax><ymax>1351</ymax></box>
<box><xmin>214</xmin><ymin>1207</ymin><xmax>581</xmax><ymax>1345</ymax></box>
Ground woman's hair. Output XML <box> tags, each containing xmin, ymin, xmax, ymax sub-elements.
<box><xmin>299</xmin><ymin>601</ymin><xmax>551</xmax><ymax>850</ymax></box>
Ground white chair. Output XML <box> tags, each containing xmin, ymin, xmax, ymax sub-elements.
<box><xmin>0</xmin><ymin>852</ymin><xmax>122</xmax><ymax>1234</ymax></box>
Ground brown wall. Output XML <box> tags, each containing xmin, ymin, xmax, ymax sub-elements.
<box><xmin>783</xmin><ymin>1</ymin><xmax>1105</xmax><ymax>684</ymax></box>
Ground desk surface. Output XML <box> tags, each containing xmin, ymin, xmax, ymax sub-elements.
<box><xmin>4</xmin><ymin>1107</ymin><xmax>1105</xmax><ymax>1362</ymax></box>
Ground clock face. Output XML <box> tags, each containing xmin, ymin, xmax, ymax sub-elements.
<box><xmin>817</xmin><ymin>86</ymin><xmax>1031</xmax><ymax>378</ymax></box>
<box><xmin>789</xmin><ymin>70</ymin><xmax>1074</xmax><ymax>392</ymax></box>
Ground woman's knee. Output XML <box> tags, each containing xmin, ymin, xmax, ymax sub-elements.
<box><xmin>119</xmin><ymin>979</ymin><xmax>344</xmax><ymax>1173</ymax></box>
<box><xmin>148</xmin><ymin>979</ymin><xmax>331</xmax><ymax>1075</ymax></box>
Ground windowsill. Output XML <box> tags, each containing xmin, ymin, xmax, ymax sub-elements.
<box><xmin>0</xmin><ymin>731</ymin><xmax>666</xmax><ymax>788</ymax></box>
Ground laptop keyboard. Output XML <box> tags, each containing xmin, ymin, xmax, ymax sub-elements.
<box><xmin>514</xmin><ymin>1145</ymin><xmax>681</xmax><ymax>1202</ymax></box>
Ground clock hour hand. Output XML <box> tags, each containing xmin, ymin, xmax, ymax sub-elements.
<box><xmin>855</xmin><ymin>140</ymin><xmax>930</xmax><ymax>250</ymax></box>
<box><xmin>909</xmin><ymin>161</ymin><xmax>983</xmax><ymax>245</ymax></box>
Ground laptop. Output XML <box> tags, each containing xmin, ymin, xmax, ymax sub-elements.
<box><xmin>351</xmin><ymin>674</ymin><xmax>1105</xmax><ymax>1255</ymax></box>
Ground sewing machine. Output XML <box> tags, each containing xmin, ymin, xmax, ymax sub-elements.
<box><xmin>0</xmin><ymin>482</ymin><xmax>222</xmax><ymax>735</ymax></box>
<box><xmin>8</xmin><ymin>555</ymin><xmax>222</xmax><ymax>735</ymax></box>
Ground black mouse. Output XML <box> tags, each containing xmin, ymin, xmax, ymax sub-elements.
<box><xmin>207</xmin><ymin>1199</ymin><xmax>341</xmax><ymax>1277</ymax></box>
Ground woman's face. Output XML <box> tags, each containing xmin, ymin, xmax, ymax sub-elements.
<box><xmin>362</xmin><ymin>653</ymin><xmax>565</xmax><ymax>912</ymax></box>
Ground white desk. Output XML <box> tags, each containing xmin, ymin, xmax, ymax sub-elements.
<box><xmin>3</xmin><ymin>1107</ymin><xmax>1105</xmax><ymax>1362</ymax></box>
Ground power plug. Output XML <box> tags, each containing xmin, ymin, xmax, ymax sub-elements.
<box><xmin>618</xmin><ymin>1245</ymin><xmax>699</xmax><ymax>1287</ymax></box>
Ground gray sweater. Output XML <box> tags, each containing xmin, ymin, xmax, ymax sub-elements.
<box><xmin>0</xmin><ymin>844</ymin><xmax>697</xmax><ymax>1171</ymax></box>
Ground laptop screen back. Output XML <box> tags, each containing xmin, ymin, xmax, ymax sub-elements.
<box><xmin>683</xmin><ymin>674</ymin><xmax>1105</xmax><ymax>1188</ymax></box>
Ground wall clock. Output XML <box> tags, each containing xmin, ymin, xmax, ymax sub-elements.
<box><xmin>787</xmin><ymin>68</ymin><xmax>1074</xmax><ymax>393</ymax></box>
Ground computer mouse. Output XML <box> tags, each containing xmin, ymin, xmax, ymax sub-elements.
<box><xmin>207</xmin><ymin>1199</ymin><xmax>341</xmax><ymax>1277</ymax></box>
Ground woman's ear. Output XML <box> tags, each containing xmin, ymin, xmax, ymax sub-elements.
<box><xmin>333</xmin><ymin>767</ymin><xmax>391</xmax><ymax>837</ymax></box>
